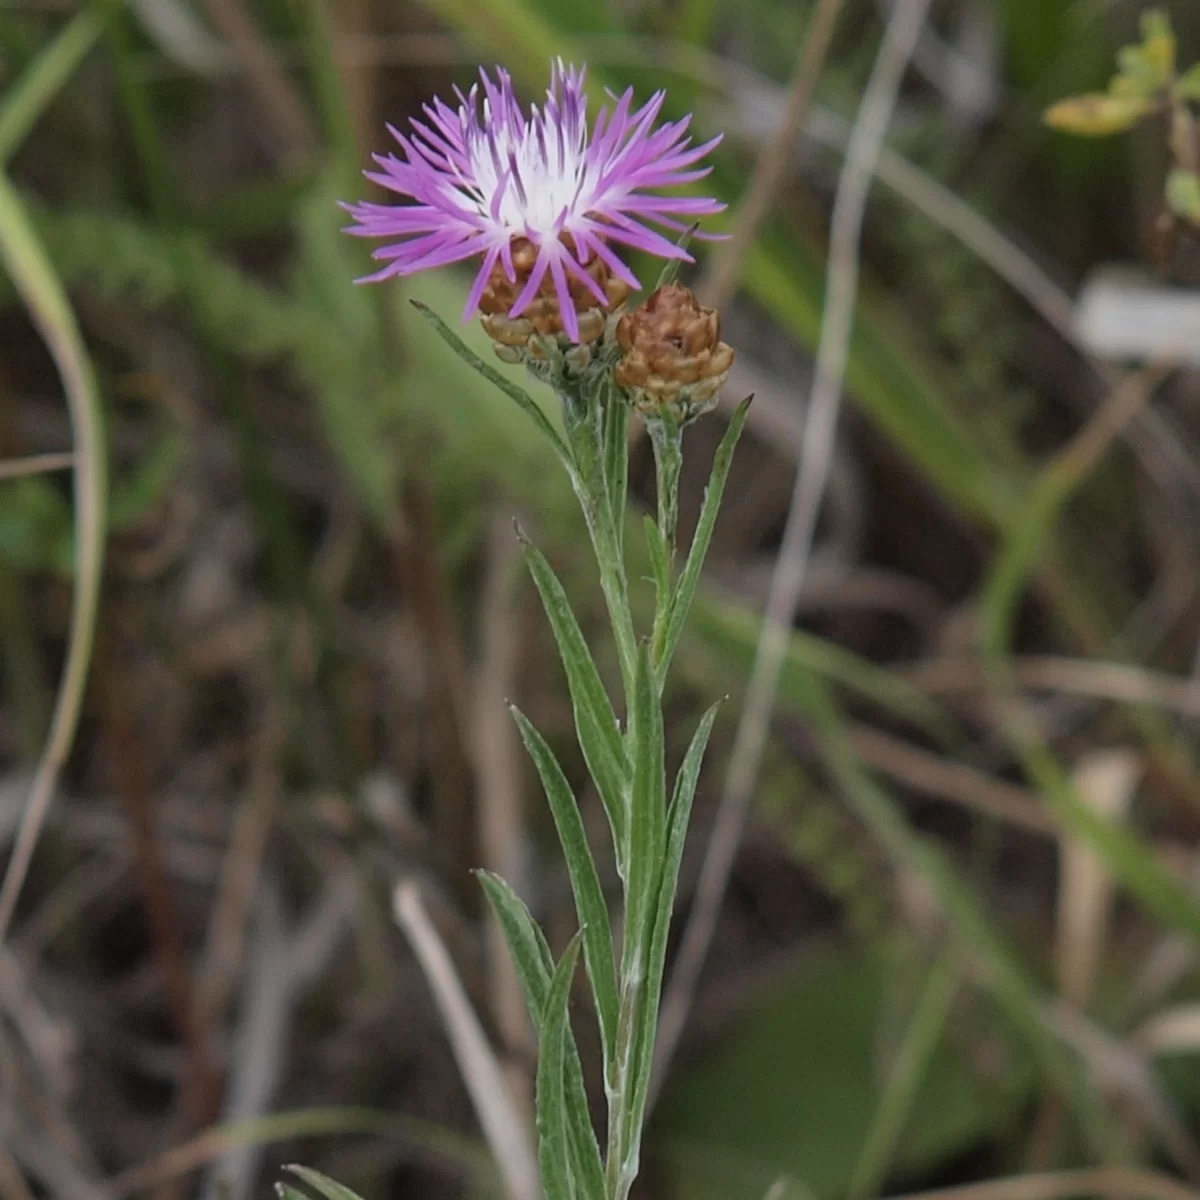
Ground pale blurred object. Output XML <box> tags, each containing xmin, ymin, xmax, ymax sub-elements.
<box><xmin>1075</xmin><ymin>267</ymin><xmax>1200</xmax><ymax>363</ymax></box>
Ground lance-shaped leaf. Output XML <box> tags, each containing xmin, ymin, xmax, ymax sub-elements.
<box><xmin>652</xmin><ymin>223</ymin><xmax>699</xmax><ymax>290</ymax></box>
<box><xmin>520</xmin><ymin>538</ymin><xmax>628</xmax><ymax>865</ymax></box>
<box><xmin>411</xmin><ymin>300</ymin><xmax>573</xmax><ymax>468</ymax></box>
<box><xmin>537</xmin><ymin>934</ymin><xmax>584</xmax><ymax>1200</ymax></box>
<box><xmin>476</xmin><ymin>872</ymin><xmax>606</xmax><ymax>1200</ymax></box>
<box><xmin>621</xmin><ymin>700</ymin><xmax>723</xmax><ymax>1163</ymax></box>
<box><xmin>621</xmin><ymin>643</ymin><xmax>666</xmax><ymax>992</ymax></box>
<box><xmin>510</xmin><ymin>706</ymin><xmax>619</xmax><ymax>1069</ymax></box>
<box><xmin>656</xmin><ymin>397</ymin><xmax>750</xmax><ymax>684</ymax></box>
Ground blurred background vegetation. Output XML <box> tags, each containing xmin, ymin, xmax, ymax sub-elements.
<box><xmin>2</xmin><ymin>0</ymin><xmax>1200</xmax><ymax>1197</ymax></box>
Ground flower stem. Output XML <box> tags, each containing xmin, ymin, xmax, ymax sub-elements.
<box><xmin>560</xmin><ymin>382</ymin><xmax>639</xmax><ymax>707</ymax></box>
<box><xmin>646</xmin><ymin>414</ymin><xmax>683</xmax><ymax>561</ymax></box>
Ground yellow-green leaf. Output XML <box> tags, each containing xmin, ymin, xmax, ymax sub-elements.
<box><xmin>1043</xmin><ymin>92</ymin><xmax>1153</xmax><ymax>136</ymax></box>
<box><xmin>1166</xmin><ymin>168</ymin><xmax>1200</xmax><ymax>224</ymax></box>
<box><xmin>1177</xmin><ymin>62</ymin><xmax>1200</xmax><ymax>102</ymax></box>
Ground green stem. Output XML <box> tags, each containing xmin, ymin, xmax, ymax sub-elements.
<box><xmin>646</xmin><ymin>413</ymin><xmax>684</xmax><ymax>560</ymax></box>
<box><xmin>605</xmin><ymin>977</ymin><xmax>641</xmax><ymax>1200</ymax></box>
<box><xmin>646</xmin><ymin>414</ymin><xmax>684</xmax><ymax>685</ymax></box>
<box><xmin>561</xmin><ymin>384</ymin><xmax>639</xmax><ymax>707</ymax></box>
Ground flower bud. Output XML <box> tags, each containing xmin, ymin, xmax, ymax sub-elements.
<box><xmin>478</xmin><ymin>237</ymin><xmax>631</xmax><ymax>372</ymax></box>
<box><xmin>613</xmin><ymin>283</ymin><xmax>734</xmax><ymax>422</ymax></box>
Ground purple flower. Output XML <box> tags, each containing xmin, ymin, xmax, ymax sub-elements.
<box><xmin>341</xmin><ymin>60</ymin><xmax>724</xmax><ymax>342</ymax></box>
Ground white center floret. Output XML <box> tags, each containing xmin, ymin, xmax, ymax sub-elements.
<box><xmin>453</xmin><ymin>105</ymin><xmax>595</xmax><ymax>238</ymax></box>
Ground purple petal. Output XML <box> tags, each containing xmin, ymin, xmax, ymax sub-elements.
<box><xmin>509</xmin><ymin>250</ymin><xmax>552</xmax><ymax>317</ymax></box>
<box><xmin>561</xmin><ymin>250</ymin><xmax>608</xmax><ymax>309</ymax></box>
<box><xmin>549</xmin><ymin>255</ymin><xmax>579</xmax><ymax>341</ymax></box>
<box><xmin>464</xmin><ymin>243</ymin><xmax>503</xmax><ymax>320</ymax></box>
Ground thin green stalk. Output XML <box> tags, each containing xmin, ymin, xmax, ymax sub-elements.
<box><xmin>847</xmin><ymin>952</ymin><xmax>960</xmax><ymax>1200</ymax></box>
<box><xmin>562</xmin><ymin>384</ymin><xmax>639</xmax><ymax>706</ymax></box>
<box><xmin>646</xmin><ymin>414</ymin><xmax>683</xmax><ymax>561</ymax></box>
<box><xmin>0</xmin><ymin>9</ymin><xmax>101</xmax><ymax>165</ymax></box>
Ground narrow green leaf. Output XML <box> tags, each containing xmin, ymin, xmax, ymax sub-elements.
<box><xmin>476</xmin><ymin>870</ymin><xmax>555</xmax><ymax>1006</ymax></box>
<box><xmin>282</xmin><ymin>1166</ymin><xmax>368</xmax><ymax>1200</ymax></box>
<box><xmin>476</xmin><ymin>872</ymin><xmax>606</xmax><ymax>1200</ymax></box>
<box><xmin>653</xmin><ymin>223</ymin><xmax>699</xmax><ymax>289</ymax></box>
<box><xmin>623</xmin><ymin>642</ymin><xmax>666</xmax><ymax>986</ymax></box>
<box><xmin>602</xmin><ymin>384</ymin><xmax>629</xmax><ymax>557</ymax></box>
<box><xmin>521</xmin><ymin>539</ymin><xmax>628</xmax><ymax>865</ymax></box>
<box><xmin>624</xmin><ymin>700</ymin><xmax>723</xmax><ymax>1163</ymax></box>
<box><xmin>0</xmin><ymin>10</ymin><xmax>101</xmax><ymax>165</ymax></box>
<box><xmin>537</xmin><ymin>935</ymin><xmax>584</xmax><ymax>1200</ymax></box>
<box><xmin>410</xmin><ymin>300</ymin><xmax>573</xmax><ymax>468</ymax></box>
<box><xmin>657</xmin><ymin>397</ymin><xmax>750</xmax><ymax>681</ymax></box>
<box><xmin>510</xmin><ymin>706</ymin><xmax>619</xmax><ymax>1069</ymax></box>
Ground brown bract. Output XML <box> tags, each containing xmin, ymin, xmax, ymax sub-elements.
<box><xmin>479</xmin><ymin>236</ymin><xmax>632</xmax><ymax>350</ymax></box>
<box><xmin>613</xmin><ymin>283</ymin><xmax>734</xmax><ymax>417</ymax></box>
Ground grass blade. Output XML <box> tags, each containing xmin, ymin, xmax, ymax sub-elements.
<box><xmin>510</xmin><ymin>706</ymin><xmax>619</xmax><ymax>1072</ymax></box>
<box><xmin>0</xmin><ymin>10</ymin><xmax>101</xmax><ymax>165</ymax></box>
<box><xmin>0</xmin><ymin>171</ymin><xmax>107</xmax><ymax>942</ymax></box>
<box><xmin>798</xmin><ymin>671</ymin><xmax>1124</xmax><ymax>1158</ymax></box>
<box><xmin>537</xmin><ymin>934</ymin><xmax>584</xmax><ymax>1200</ymax></box>
<box><xmin>846</xmin><ymin>952</ymin><xmax>960</xmax><ymax>1200</ymax></box>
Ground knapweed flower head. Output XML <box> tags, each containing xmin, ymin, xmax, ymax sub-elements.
<box><xmin>615</xmin><ymin>283</ymin><xmax>733</xmax><ymax>422</ymax></box>
<box><xmin>341</xmin><ymin>60</ymin><xmax>724</xmax><ymax>344</ymax></box>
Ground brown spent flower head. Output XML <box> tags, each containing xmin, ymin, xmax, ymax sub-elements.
<box><xmin>479</xmin><ymin>236</ymin><xmax>632</xmax><ymax>366</ymax></box>
<box><xmin>614</xmin><ymin>283</ymin><xmax>733</xmax><ymax>421</ymax></box>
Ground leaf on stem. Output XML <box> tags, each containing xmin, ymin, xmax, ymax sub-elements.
<box><xmin>477</xmin><ymin>872</ymin><xmax>606</xmax><ymax>1200</ymax></box>
<box><xmin>622</xmin><ymin>642</ymin><xmax>666</xmax><ymax>990</ymax></box>
<box><xmin>653</xmin><ymin>223</ymin><xmax>700</xmax><ymax>290</ymax></box>
<box><xmin>656</xmin><ymin>396</ymin><xmax>751</xmax><ymax>683</ymax></box>
<box><xmin>520</xmin><ymin>537</ymin><xmax>629</xmax><ymax>867</ymax></box>
<box><xmin>537</xmin><ymin>934</ymin><xmax>584</xmax><ymax>1200</ymax></box>
<box><xmin>510</xmin><ymin>705</ymin><xmax>620</xmax><ymax>1068</ymax></box>
<box><xmin>410</xmin><ymin>300</ymin><xmax>573</xmax><ymax>468</ymax></box>
<box><xmin>623</xmin><ymin>699</ymin><xmax>724</xmax><ymax>1164</ymax></box>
